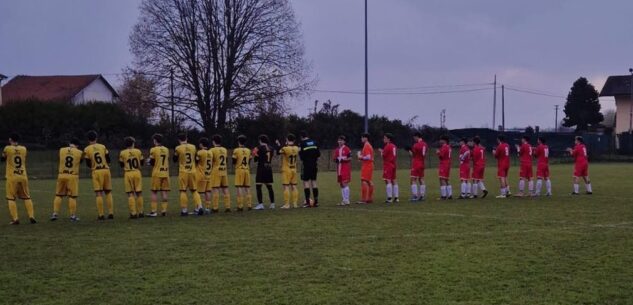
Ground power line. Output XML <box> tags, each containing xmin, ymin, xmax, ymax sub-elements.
<box><xmin>310</xmin><ymin>87</ymin><xmax>492</xmax><ymax>96</ymax></box>
<box><xmin>504</xmin><ymin>86</ymin><xmax>566</xmax><ymax>99</ymax></box>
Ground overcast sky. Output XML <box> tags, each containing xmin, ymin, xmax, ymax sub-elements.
<box><xmin>1</xmin><ymin>0</ymin><xmax>632</xmax><ymax>129</ymax></box>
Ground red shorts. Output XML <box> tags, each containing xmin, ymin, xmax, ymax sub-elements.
<box><xmin>410</xmin><ymin>164</ymin><xmax>425</xmax><ymax>178</ymax></box>
<box><xmin>574</xmin><ymin>163</ymin><xmax>589</xmax><ymax>177</ymax></box>
<box><xmin>337</xmin><ymin>168</ymin><xmax>351</xmax><ymax>184</ymax></box>
<box><xmin>459</xmin><ymin>165</ymin><xmax>470</xmax><ymax>180</ymax></box>
<box><xmin>519</xmin><ymin>163</ymin><xmax>533</xmax><ymax>179</ymax></box>
<box><xmin>472</xmin><ymin>166</ymin><xmax>485</xmax><ymax>180</ymax></box>
<box><xmin>361</xmin><ymin>165</ymin><xmax>373</xmax><ymax>181</ymax></box>
<box><xmin>497</xmin><ymin>166</ymin><xmax>509</xmax><ymax>178</ymax></box>
<box><xmin>383</xmin><ymin>165</ymin><xmax>396</xmax><ymax>181</ymax></box>
<box><xmin>536</xmin><ymin>164</ymin><xmax>549</xmax><ymax>178</ymax></box>
<box><xmin>438</xmin><ymin>166</ymin><xmax>450</xmax><ymax>179</ymax></box>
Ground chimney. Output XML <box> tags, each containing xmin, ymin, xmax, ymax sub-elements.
<box><xmin>0</xmin><ymin>74</ymin><xmax>7</xmax><ymax>106</ymax></box>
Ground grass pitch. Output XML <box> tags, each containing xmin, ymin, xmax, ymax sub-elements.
<box><xmin>1</xmin><ymin>163</ymin><xmax>632</xmax><ymax>305</ymax></box>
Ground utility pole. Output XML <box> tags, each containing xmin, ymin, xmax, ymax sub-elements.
<box><xmin>501</xmin><ymin>85</ymin><xmax>505</xmax><ymax>132</ymax></box>
<box><xmin>629</xmin><ymin>68</ymin><xmax>633</xmax><ymax>133</ymax></box>
<box><xmin>492</xmin><ymin>74</ymin><xmax>497</xmax><ymax>129</ymax></box>
<box><xmin>554</xmin><ymin>105</ymin><xmax>559</xmax><ymax>132</ymax></box>
<box><xmin>440</xmin><ymin>109</ymin><xmax>446</xmax><ymax>129</ymax></box>
<box><xmin>170</xmin><ymin>69</ymin><xmax>175</xmax><ymax>134</ymax></box>
<box><xmin>363</xmin><ymin>0</ymin><xmax>369</xmax><ymax>133</ymax></box>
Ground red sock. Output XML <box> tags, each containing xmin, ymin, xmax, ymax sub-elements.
<box><xmin>368</xmin><ymin>185</ymin><xmax>374</xmax><ymax>202</ymax></box>
<box><xmin>361</xmin><ymin>184</ymin><xmax>367</xmax><ymax>202</ymax></box>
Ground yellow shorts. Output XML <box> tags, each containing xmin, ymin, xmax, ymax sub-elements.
<box><xmin>124</xmin><ymin>171</ymin><xmax>143</xmax><ymax>193</ymax></box>
<box><xmin>55</xmin><ymin>174</ymin><xmax>79</xmax><ymax>197</ymax></box>
<box><xmin>6</xmin><ymin>176</ymin><xmax>30</xmax><ymax>200</ymax></box>
<box><xmin>178</xmin><ymin>172</ymin><xmax>197</xmax><ymax>191</ymax></box>
<box><xmin>91</xmin><ymin>169</ymin><xmax>112</xmax><ymax>192</ymax></box>
<box><xmin>151</xmin><ymin>176</ymin><xmax>170</xmax><ymax>192</ymax></box>
<box><xmin>234</xmin><ymin>169</ymin><xmax>251</xmax><ymax>187</ymax></box>
<box><xmin>281</xmin><ymin>170</ymin><xmax>297</xmax><ymax>185</ymax></box>
<box><xmin>195</xmin><ymin>172</ymin><xmax>212</xmax><ymax>192</ymax></box>
<box><xmin>211</xmin><ymin>173</ymin><xmax>229</xmax><ymax>188</ymax></box>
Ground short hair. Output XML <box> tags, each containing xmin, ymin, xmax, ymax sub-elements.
<box><xmin>522</xmin><ymin>135</ymin><xmax>531</xmax><ymax>142</ymax></box>
<box><xmin>237</xmin><ymin>135</ymin><xmax>247</xmax><ymax>145</ymax></box>
<box><xmin>259</xmin><ymin>134</ymin><xmax>269</xmax><ymax>144</ymax></box>
<box><xmin>87</xmin><ymin>130</ymin><xmax>98</xmax><ymax>142</ymax></box>
<box><xmin>538</xmin><ymin>136</ymin><xmax>546</xmax><ymax>144</ymax></box>
<box><xmin>9</xmin><ymin>132</ymin><xmax>20</xmax><ymax>142</ymax></box>
<box><xmin>299</xmin><ymin>130</ymin><xmax>308</xmax><ymax>138</ymax></box>
<box><xmin>361</xmin><ymin>133</ymin><xmax>370</xmax><ymax>139</ymax></box>
<box><xmin>575</xmin><ymin>136</ymin><xmax>584</xmax><ymax>143</ymax></box>
<box><xmin>460</xmin><ymin>137</ymin><xmax>467</xmax><ymax>143</ymax></box>
<box><xmin>199</xmin><ymin>137</ymin><xmax>210</xmax><ymax>148</ymax></box>
<box><xmin>153</xmin><ymin>133</ymin><xmax>163</xmax><ymax>144</ymax></box>
<box><xmin>124</xmin><ymin>136</ymin><xmax>135</xmax><ymax>148</ymax></box>
<box><xmin>440</xmin><ymin>135</ymin><xmax>449</xmax><ymax>142</ymax></box>
<box><xmin>473</xmin><ymin>136</ymin><xmax>481</xmax><ymax>144</ymax></box>
<box><xmin>177</xmin><ymin>133</ymin><xmax>187</xmax><ymax>142</ymax></box>
<box><xmin>384</xmin><ymin>133</ymin><xmax>394</xmax><ymax>141</ymax></box>
<box><xmin>212</xmin><ymin>134</ymin><xmax>222</xmax><ymax>145</ymax></box>
<box><xmin>338</xmin><ymin>135</ymin><xmax>346</xmax><ymax>141</ymax></box>
<box><xmin>413</xmin><ymin>131</ymin><xmax>422</xmax><ymax>138</ymax></box>
<box><xmin>497</xmin><ymin>135</ymin><xmax>506</xmax><ymax>142</ymax></box>
<box><xmin>287</xmin><ymin>133</ymin><xmax>296</xmax><ymax>142</ymax></box>
<box><xmin>70</xmin><ymin>137</ymin><xmax>80</xmax><ymax>146</ymax></box>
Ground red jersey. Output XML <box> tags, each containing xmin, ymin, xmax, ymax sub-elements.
<box><xmin>437</xmin><ymin>143</ymin><xmax>451</xmax><ymax>167</ymax></box>
<box><xmin>459</xmin><ymin>144</ymin><xmax>470</xmax><ymax>166</ymax></box>
<box><xmin>494</xmin><ymin>142</ymin><xmax>510</xmax><ymax>168</ymax></box>
<box><xmin>534</xmin><ymin>144</ymin><xmax>549</xmax><ymax>167</ymax></box>
<box><xmin>333</xmin><ymin>145</ymin><xmax>351</xmax><ymax>175</ymax></box>
<box><xmin>518</xmin><ymin>143</ymin><xmax>533</xmax><ymax>165</ymax></box>
<box><xmin>382</xmin><ymin>143</ymin><xmax>397</xmax><ymax>167</ymax></box>
<box><xmin>411</xmin><ymin>140</ymin><xmax>427</xmax><ymax>168</ymax></box>
<box><xmin>472</xmin><ymin>144</ymin><xmax>485</xmax><ymax>168</ymax></box>
<box><xmin>572</xmin><ymin>143</ymin><xmax>588</xmax><ymax>166</ymax></box>
<box><xmin>360</xmin><ymin>142</ymin><xmax>374</xmax><ymax>181</ymax></box>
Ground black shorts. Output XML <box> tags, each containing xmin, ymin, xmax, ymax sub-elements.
<box><xmin>301</xmin><ymin>164</ymin><xmax>318</xmax><ymax>181</ymax></box>
<box><xmin>256</xmin><ymin>168</ymin><xmax>273</xmax><ymax>184</ymax></box>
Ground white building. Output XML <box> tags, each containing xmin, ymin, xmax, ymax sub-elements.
<box><xmin>599</xmin><ymin>75</ymin><xmax>633</xmax><ymax>134</ymax></box>
<box><xmin>0</xmin><ymin>74</ymin><xmax>118</xmax><ymax>105</ymax></box>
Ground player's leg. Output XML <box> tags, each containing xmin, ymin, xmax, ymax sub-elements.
<box><xmin>127</xmin><ymin>192</ymin><xmax>138</xmax><ymax>219</ymax></box>
<box><xmin>103</xmin><ymin>171</ymin><xmax>114</xmax><ymax>217</ymax></box>
<box><xmin>255</xmin><ymin>183</ymin><xmax>264</xmax><ymax>209</ymax></box>
<box><xmin>439</xmin><ymin>178</ymin><xmax>446</xmax><ymax>200</ymax></box>
<box><xmin>341</xmin><ymin>181</ymin><xmax>350</xmax><ymax>205</ymax></box>
<box><xmin>161</xmin><ymin>190</ymin><xmax>169</xmax><ymax>216</ymax></box>
<box><xmin>302</xmin><ymin>179</ymin><xmax>312</xmax><ymax>206</ymax></box>
<box><xmin>583</xmin><ymin>176</ymin><xmax>592</xmax><ymax>194</ymax></box>
<box><xmin>135</xmin><ymin>174</ymin><xmax>144</xmax><ymax>216</ymax></box>
<box><xmin>291</xmin><ymin>184</ymin><xmax>299</xmax><ymax>208</ymax></box>
<box><xmin>178</xmin><ymin>174</ymin><xmax>189</xmax><ymax>215</ymax></box>
<box><xmin>95</xmin><ymin>191</ymin><xmax>105</xmax><ymax>220</ymax></box>
<box><xmin>222</xmin><ymin>185</ymin><xmax>231</xmax><ymax>212</ymax></box>
<box><xmin>384</xmin><ymin>178</ymin><xmax>393</xmax><ymax>203</ymax></box>
<box><xmin>236</xmin><ymin>187</ymin><xmax>244</xmax><ymax>210</ymax></box>
<box><xmin>190</xmin><ymin>174</ymin><xmax>202</xmax><ymax>213</ymax></box>
<box><xmin>52</xmin><ymin>177</ymin><xmax>66</xmax><ymax>220</ymax></box>
<box><xmin>535</xmin><ymin>177</ymin><xmax>543</xmax><ymax>196</ymax></box>
<box><xmin>310</xmin><ymin>180</ymin><xmax>319</xmax><ymax>206</ymax></box>
<box><xmin>392</xmin><ymin>177</ymin><xmax>399</xmax><ymax>202</ymax></box>
<box><xmin>446</xmin><ymin>178</ymin><xmax>453</xmax><ymax>199</ymax></box>
<box><xmin>410</xmin><ymin>176</ymin><xmax>418</xmax><ymax>201</ymax></box>
<box><xmin>545</xmin><ymin>177</ymin><xmax>552</xmax><ymax>196</ymax></box>
<box><xmin>282</xmin><ymin>184</ymin><xmax>291</xmax><ymax>209</ymax></box>
<box><xmin>7</xmin><ymin>179</ymin><xmax>19</xmax><ymax>224</ymax></box>
<box><xmin>572</xmin><ymin>176</ymin><xmax>580</xmax><ymax>195</ymax></box>
<box><xmin>266</xmin><ymin>183</ymin><xmax>275</xmax><ymax>208</ymax></box>
<box><xmin>472</xmin><ymin>179</ymin><xmax>479</xmax><ymax>197</ymax></box>
<box><xmin>149</xmin><ymin>191</ymin><xmax>159</xmax><ymax>217</ymax></box>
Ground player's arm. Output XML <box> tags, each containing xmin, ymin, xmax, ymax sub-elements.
<box><xmin>1</xmin><ymin>148</ymin><xmax>6</xmax><ymax>162</ymax></box>
<box><xmin>232</xmin><ymin>150</ymin><xmax>238</xmax><ymax>165</ymax></box>
<box><xmin>173</xmin><ymin>149</ymin><xmax>179</xmax><ymax>163</ymax></box>
<box><xmin>118</xmin><ymin>154</ymin><xmax>125</xmax><ymax>168</ymax></box>
<box><xmin>83</xmin><ymin>151</ymin><xmax>92</xmax><ymax>168</ymax></box>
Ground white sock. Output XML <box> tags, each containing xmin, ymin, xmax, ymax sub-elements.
<box><xmin>501</xmin><ymin>187</ymin><xmax>507</xmax><ymax>195</ymax></box>
<box><xmin>341</xmin><ymin>188</ymin><xmax>346</xmax><ymax>201</ymax></box>
<box><xmin>344</xmin><ymin>186</ymin><xmax>350</xmax><ymax>201</ymax></box>
<box><xmin>472</xmin><ymin>182</ymin><xmax>479</xmax><ymax>196</ymax></box>
<box><xmin>420</xmin><ymin>184</ymin><xmax>426</xmax><ymax>197</ymax></box>
<box><xmin>479</xmin><ymin>181</ymin><xmax>486</xmax><ymax>191</ymax></box>
<box><xmin>507</xmin><ymin>185</ymin><xmax>511</xmax><ymax>194</ymax></box>
<box><xmin>519</xmin><ymin>180</ymin><xmax>525</xmax><ymax>193</ymax></box>
<box><xmin>386</xmin><ymin>183</ymin><xmax>393</xmax><ymax>198</ymax></box>
<box><xmin>528</xmin><ymin>180</ymin><xmax>534</xmax><ymax>194</ymax></box>
<box><xmin>460</xmin><ymin>182</ymin><xmax>466</xmax><ymax>195</ymax></box>
<box><xmin>447</xmin><ymin>185</ymin><xmax>453</xmax><ymax>197</ymax></box>
<box><xmin>573</xmin><ymin>183</ymin><xmax>579</xmax><ymax>193</ymax></box>
<box><xmin>411</xmin><ymin>184</ymin><xmax>418</xmax><ymax>198</ymax></box>
<box><xmin>535</xmin><ymin>179</ymin><xmax>543</xmax><ymax>195</ymax></box>
<box><xmin>586</xmin><ymin>183</ymin><xmax>592</xmax><ymax>193</ymax></box>
<box><xmin>440</xmin><ymin>186</ymin><xmax>446</xmax><ymax>197</ymax></box>
<box><xmin>393</xmin><ymin>184</ymin><xmax>399</xmax><ymax>198</ymax></box>
<box><xmin>467</xmin><ymin>182</ymin><xmax>472</xmax><ymax>195</ymax></box>
<box><xmin>546</xmin><ymin>179</ymin><xmax>552</xmax><ymax>194</ymax></box>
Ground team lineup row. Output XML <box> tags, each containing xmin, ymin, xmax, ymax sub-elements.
<box><xmin>1</xmin><ymin>131</ymin><xmax>591</xmax><ymax>224</ymax></box>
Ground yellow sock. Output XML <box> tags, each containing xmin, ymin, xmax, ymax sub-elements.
<box><xmin>96</xmin><ymin>196</ymin><xmax>104</xmax><ymax>216</ymax></box>
<box><xmin>246</xmin><ymin>193</ymin><xmax>252</xmax><ymax>208</ymax></box>
<box><xmin>136</xmin><ymin>196</ymin><xmax>144</xmax><ymax>214</ymax></box>
<box><xmin>128</xmin><ymin>197</ymin><xmax>137</xmax><ymax>215</ymax></box>
<box><xmin>236</xmin><ymin>195</ymin><xmax>243</xmax><ymax>209</ymax></box>
<box><xmin>205</xmin><ymin>200</ymin><xmax>211</xmax><ymax>210</ymax></box>
<box><xmin>283</xmin><ymin>189</ymin><xmax>290</xmax><ymax>205</ymax></box>
<box><xmin>212</xmin><ymin>192</ymin><xmax>220</xmax><ymax>210</ymax></box>
<box><xmin>291</xmin><ymin>189</ymin><xmax>299</xmax><ymax>207</ymax></box>
<box><xmin>105</xmin><ymin>193</ymin><xmax>114</xmax><ymax>215</ymax></box>
<box><xmin>224</xmin><ymin>194</ymin><xmax>231</xmax><ymax>210</ymax></box>
<box><xmin>151</xmin><ymin>201</ymin><xmax>158</xmax><ymax>213</ymax></box>
<box><xmin>161</xmin><ymin>201</ymin><xmax>168</xmax><ymax>213</ymax></box>
<box><xmin>24</xmin><ymin>199</ymin><xmax>34</xmax><ymax>219</ymax></box>
<box><xmin>8</xmin><ymin>200</ymin><xmax>18</xmax><ymax>221</ymax></box>
<box><xmin>68</xmin><ymin>197</ymin><xmax>77</xmax><ymax>216</ymax></box>
<box><xmin>179</xmin><ymin>192</ymin><xmax>188</xmax><ymax>210</ymax></box>
<box><xmin>53</xmin><ymin>196</ymin><xmax>62</xmax><ymax>214</ymax></box>
<box><xmin>192</xmin><ymin>192</ymin><xmax>202</xmax><ymax>208</ymax></box>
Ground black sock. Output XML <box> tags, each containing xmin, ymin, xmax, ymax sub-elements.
<box><xmin>313</xmin><ymin>188</ymin><xmax>319</xmax><ymax>203</ymax></box>
<box><xmin>304</xmin><ymin>188</ymin><xmax>311</xmax><ymax>203</ymax></box>
<box><xmin>256</xmin><ymin>185</ymin><xmax>263</xmax><ymax>203</ymax></box>
<box><xmin>266</xmin><ymin>184</ymin><xmax>275</xmax><ymax>203</ymax></box>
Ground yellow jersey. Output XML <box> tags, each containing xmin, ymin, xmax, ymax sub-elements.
<box><xmin>210</xmin><ymin>146</ymin><xmax>228</xmax><ymax>175</ymax></box>
<box><xmin>119</xmin><ymin>148</ymin><xmax>143</xmax><ymax>172</ymax></box>
<box><xmin>232</xmin><ymin>147</ymin><xmax>251</xmax><ymax>171</ymax></box>
<box><xmin>58</xmin><ymin>146</ymin><xmax>83</xmax><ymax>175</ymax></box>
<box><xmin>174</xmin><ymin>143</ymin><xmax>196</xmax><ymax>173</ymax></box>
<box><xmin>279</xmin><ymin>145</ymin><xmax>299</xmax><ymax>172</ymax></box>
<box><xmin>149</xmin><ymin>146</ymin><xmax>170</xmax><ymax>178</ymax></box>
<box><xmin>83</xmin><ymin>143</ymin><xmax>110</xmax><ymax>171</ymax></box>
<box><xmin>196</xmin><ymin>148</ymin><xmax>213</xmax><ymax>178</ymax></box>
<box><xmin>2</xmin><ymin>145</ymin><xmax>27</xmax><ymax>178</ymax></box>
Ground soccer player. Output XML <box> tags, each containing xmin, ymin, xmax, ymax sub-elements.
<box><xmin>458</xmin><ymin>138</ymin><xmax>471</xmax><ymax>199</ymax></box>
<box><xmin>299</xmin><ymin>131</ymin><xmax>321</xmax><ymax>207</ymax></box>
<box><xmin>534</xmin><ymin>137</ymin><xmax>552</xmax><ymax>196</ymax></box>
<box><xmin>357</xmin><ymin>133</ymin><xmax>374</xmax><ymax>204</ymax></box>
<box><xmin>333</xmin><ymin>135</ymin><xmax>352</xmax><ymax>205</ymax></box>
<box><xmin>195</xmin><ymin>137</ymin><xmax>213</xmax><ymax>214</ymax></box>
<box><xmin>493</xmin><ymin>135</ymin><xmax>511</xmax><ymax>198</ymax></box>
<box><xmin>119</xmin><ymin>137</ymin><xmax>144</xmax><ymax>219</ymax></box>
<box><xmin>3</xmin><ymin>133</ymin><xmax>36</xmax><ymax>224</ymax></box>
<box><xmin>210</xmin><ymin>135</ymin><xmax>231</xmax><ymax>212</ymax></box>
<box><xmin>515</xmin><ymin>136</ymin><xmax>534</xmax><ymax>197</ymax></box>
<box><xmin>471</xmin><ymin>136</ymin><xmax>488</xmax><ymax>198</ymax></box>
<box><xmin>277</xmin><ymin>134</ymin><xmax>300</xmax><ymax>209</ymax></box>
<box><xmin>84</xmin><ymin>130</ymin><xmax>114</xmax><ymax>220</ymax></box>
<box><xmin>437</xmin><ymin>135</ymin><xmax>453</xmax><ymax>200</ymax></box>
<box><xmin>174</xmin><ymin>133</ymin><xmax>202</xmax><ymax>216</ymax></box>
<box><xmin>233</xmin><ymin>135</ymin><xmax>253</xmax><ymax>211</ymax></box>
<box><xmin>409</xmin><ymin>132</ymin><xmax>427</xmax><ymax>201</ymax></box>
<box><xmin>147</xmin><ymin>134</ymin><xmax>170</xmax><ymax>217</ymax></box>
<box><xmin>381</xmin><ymin>133</ymin><xmax>399</xmax><ymax>203</ymax></box>
<box><xmin>51</xmin><ymin>138</ymin><xmax>82</xmax><ymax>222</ymax></box>
<box><xmin>253</xmin><ymin>135</ymin><xmax>275</xmax><ymax>210</ymax></box>
<box><xmin>567</xmin><ymin>136</ymin><xmax>592</xmax><ymax>195</ymax></box>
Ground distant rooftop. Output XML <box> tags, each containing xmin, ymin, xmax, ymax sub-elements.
<box><xmin>599</xmin><ymin>75</ymin><xmax>633</xmax><ymax>97</ymax></box>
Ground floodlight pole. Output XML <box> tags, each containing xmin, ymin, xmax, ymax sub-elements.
<box><xmin>493</xmin><ymin>74</ymin><xmax>497</xmax><ymax>129</ymax></box>
<box><xmin>363</xmin><ymin>0</ymin><xmax>369</xmax><ymax>133</ymax></box>
<box><xmin>629</xmin><ymin>68</ymin><xmax>633</xmax><ymax>133</ymax></box>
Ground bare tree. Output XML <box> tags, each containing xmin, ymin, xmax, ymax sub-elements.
<box><xmin>117</xmin><ymin>71</ymin><xmax>159</xmax><ymax>122</ymax></box>
<box><xmin>129</xmin><ymin>0</ymin><xmax>314</xmax><ymax>133</ymax></box>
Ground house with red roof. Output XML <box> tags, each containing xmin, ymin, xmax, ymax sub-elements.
<box><xmin>0</xmin><ymin>74</ymin><xmax>118</xmax><ymax>105</ymax></box>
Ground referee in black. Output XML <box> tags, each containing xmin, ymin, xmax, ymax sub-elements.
<box><xmin>299</xmin><ymin>131</ymin><xmax>321</xmax><ymax>207</ymax></box>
